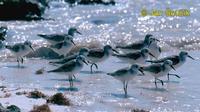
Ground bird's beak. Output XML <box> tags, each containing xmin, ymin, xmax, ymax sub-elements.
<box><xmin>148</xmin><ymin>41</ymin><xmax>152</xmax><ymax>47</ymax></box>
<box><xmin>170</xmin><ymin>65</ymin><xmax>176</xmax><ymax>71</ymax></box>
<box><xmin>112</xmin><ymin>48</ymin><xmax>119</xmax><ymax>53</ymax></box>
<box><xmin>155</xmin><ymin>38</ymin><xmax>160</xmax><ymax>42</ymax></box>
<box><xmin>76</xmin><ymin>30</ymin><xmax>82</xmax><ymax>35</ymax></box>
<box><xmin>83</xmin><ymin>59</ymin><xmax>88</xmax><ymax>65</ymax></box>
<box><xmin>71</xmin><ymin>40</ymin><xmax>76</xmax><ymax>46</ymax></box>
<box><xmin>188</xmin><ymin>55</ymin><xmax>195</xmax><ymax>60</ymax></box>
<box><xmin>149</xmin><ymin>52</ymin><xmax>156</xmax><ymax>58</ymax></box>
<box><xmin>139</xmin><ymin>68</ymin><xmax>145</xmax><ymax>75</ymax></box>
<box><xmin>29</xmin><ymin>45</ymin><xmax>34</xmax><ymax>52</ymax></box>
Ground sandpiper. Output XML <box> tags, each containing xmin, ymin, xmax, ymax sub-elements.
<box><xmin>116</xmin><ymin>34</ymin><xmax>157</xmax><ymax>53</ymax></box>
<box><xmin>146</xmin><ymin>51</ymin><xmax>195</xmax><ymax>80</ymax></box>
<box><xmin>141</xmin><ymin>60</ymin><xmax>176</xmax><ymax>88</ymax></box>
<box><xmin>0</xmin><ymin>26</ymin><xmax>7</xmax><ymax>41</ymax></box>
<box><xmin>87</xmin><ymin>45</ymin><xmax>118</xmax><ymax>73</ymax></box>
<box><xmin>113</xmin><ymin>48</ymin><xmax>156</xmax><ymax>64</ymax></box>
<box><xmin>38</xmin><ymin>27</ymin><xmax>81</xmax><ymax>44</ymax></box>
<box><xmin>5</xmin><ymin>41</ymin><xmax>34</xmax><ymax>67</ymax></box>
<box><xmin>49</xmin><ymin>47</ymin><xmax>89</xmax><ymax>65</ymax></box>
<box><xmin>48</xmin><ymin>55</ymin><xmax>88</xmax><ymax>89</ymax></box>
<box><xmin>107</xmin><ymin>64</ymin><xmax>144</xmax><ymax>97</ymax></box>
<box><xmin>49</xmin><ymin>37</ymin><xmax>76</xmax><ymax>57</ymax></box>
<box><xmin>148</xmin><ymin>38</ymin><xmax>161</xmax><ymax>60</ymax></box>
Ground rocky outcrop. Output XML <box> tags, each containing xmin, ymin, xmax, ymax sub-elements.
<box><xmin>65</xmin><ymin>0</ymin><xmax>115</xmax><ymax>6</ymax></box>
<box><xmin>0</xmin><ymin>0</ymin><xmax>48</xmax><ymax>20</ymax></box>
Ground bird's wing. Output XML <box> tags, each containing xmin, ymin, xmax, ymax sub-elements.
<box><xmin>50</xmin><ymin>42</ymin><xmax>64</xmax><ymax>49</ymax></box>
<box><xmin>48</xmin><ymin>60</ymin><xmax>76</xmax><ymax>72</ymax></box>
<box><xmin>114</xmin><ymin>52</ymin><xmax>141</xmax><ymax>60</ymax></box>
<box><xmin>108</xmin><ymin>68</ymin><xmax>128</xmax><ymax>77</ymax></box>
<box><xmin>116</xmin><ymin>41</ymin><xmax>144</xmax><ymax>50</ymax></box>
<box><xmin>87</xmin><ymin>49</ymin><xmax>104</xmax><ymax>58</ymax></box>
<box><xmin>142</xmin><ymin>64</ymin><xmax>162</xmax><ymax>74</ymax></box>
<box><xmin>38</xmin><ymin>34</ymin><xmax>66</xmax><ymax>41</ymax></box>
<box><xmin>151</xmin><ymin>55</ymin><xmax>179</xmax><ymax>65</ymax></box>
<box><xmin>5</xmin><ymin>44</ymin><xmax>24</xmax><ymax>52</ymax></box>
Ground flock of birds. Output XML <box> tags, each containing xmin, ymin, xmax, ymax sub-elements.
<box><xmin>0</xmin><ymin>26</ymin><xmax>195</xmax><ymax>97</ymax></box>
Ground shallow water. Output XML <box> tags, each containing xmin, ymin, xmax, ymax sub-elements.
<box><xmin>0</xmin><ymin>0</ymin><xmax>200</xmax><ymax>54</ymax></box>
<box><xmin>0</xmin><ymin>51</ymin><xmax>200</xmax><ymax>112</ymax></box>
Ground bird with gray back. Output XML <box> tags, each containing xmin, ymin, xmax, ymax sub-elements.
<box><xmin>48</xmin><ymin>55</ymin><xmax>88</xmax><ymax>89</ymax></box>
<box><xmin>113</xmin><ymin>48</ymin><xmax>156</xmax><ymax>65</ymax></box>
<box><xmin>49</xmin><ymin>36</ymin><xmax>76</xmax><ymax>57</ymax></box>
<box><xmin>116</xmin><ymin>34</ymin><xmax>158</xmax><ymax>53</ymax></box>
<box><xmin>49</xmin><ymin>47</ymin><xmax>89</xmax><ymax>65</ymax></box>
<box><xmin>5</xmin><ymin>41</ymin><xmax>34</xmax><ymax>67</ymax></box>
<box><xmin>148</xmin><ymin>38</ymin><xmax>161</xmax><ymax>60</ymax></box>
<box><xmin>107</xmin><ymin>64</ymin><xmax>144</xmax><ymax>97</ymax></box>
<box><xmin>87</xmin><ymin>45</ymin><xmax>118</xmax><ymax>73</ymax></box>
<box><xmin>38</xmin><ymin>27</ymin><xmax>81</xmax><ymax>45</ymax></box>
<box><xmin>141</xmin><ymin>60</ymin><xmax>176</xmax><ymax>88</ymax></box>
<box><xmin>146</xmin><ymin>51</ymin><xmax>195</xmax><ymax>80</ymax></box>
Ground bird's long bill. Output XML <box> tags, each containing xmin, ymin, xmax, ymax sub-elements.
<box><xmin>188</xmin><ymin>55</ymin><xmax>195</xmax><ymax>60</ymax></box>
<box><xmin>149</xmin><ymin>52</ymin><xmax>156</xmax><ymax>58</ymax></box>
<box><xmin>76</xmin><ymin>30</ymin><xmax>82</xmax><ymax>35</ymax></box>
<box><xmin>112</xmin><ymin>48</ymin><xmax>119</xmax><ymax>53</ymax></box>
<box><xmin>71</xmin><ymin>40</ymin><xmax>76</xmax><ymax>46</ymax></box>
<box><xmin>139</xmin><ymin>68</ymin><xmax>145</xmax><ymax>75</ymax></box>
<box><xmin>170</xmin><ymin>65</ymin><xmax>176</xmax><ymax>71</ymax></box>
<box><xmin>148</xmin><ymin>41</ymin><xmax>152</xmax><ymax>47</ymax></box>
<box><xmin>29</xmin><ymin>45</ymin><xmax>34</xmax><ymax>52</ymax></box>
<box><xmin>155</xmin><ymin>38</ymin><xmax>160</xmax><ymax>42</ymax></box>
<box><xmin>83</xmin><ymin>59</ymin><xmax>88</xmax><ymax>65</ymax></box>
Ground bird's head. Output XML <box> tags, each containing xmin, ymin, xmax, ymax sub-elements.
<box><xmin>79</xmin><ymin>47</ymin><xmax>89</xmax><ymax>56</ymax></box>
<box><xmin>164</xmin><ymin>60</ymin><xmax>175</xmax><ymax>70</ymax></box>
<box><xmin>68</xmin><ymin>27</ymin><xmax>81</xmax><ymax>36</ymax></box>
<box><xmin>179</xmin><ymin>51</ymin><xmax>195</xmax><ymax>60</ymax></box>
<box><xmin>104</xmin><ymin>45</ymin><xmax>119</xmax><ymax>54</ymax></box>
<box><xmin>76</xmin><ymin>55</ymin><xmax>88</xmax><ymax>65</ymax></box>
<box><xmin>24</xmin><ymin>41</ymin><xmax>34</xmax><ymax>51</ymax></box>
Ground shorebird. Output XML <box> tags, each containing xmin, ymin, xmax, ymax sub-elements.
<box><xmin>49</xmin><ymin>47</ymin><xmax>89</xmax><ymax>65</ymax></box>
<box><xmin>148</xmin><ymin>38</ymin><xmax>161</xmax><ymax>60</ymax></box>
<box><xmin>38</xmin><ymin>27</ymin><xmax>81</xmax><ymax>44</ymax></box>
<box><xmin>49</xmin><ymin>37</ymin><xmax>76</xmax><ymax>57</ymax></box>
<box><xmin>141</xmin><ymin>60</ymin><xmax>176</xmax><ymax>88</ymax></box>
<box><xmin>116</xmin><ymin>34</ymin><xmax>158</xmax><ymax>53</ymax></box>
<box><xmin>0</xmin><ymin>26</ymin><xmax>7</xmax><ymax>41</ymax></box>
<box><xmin>146</xmin><ymin>51</ymin><xmax>195</xmax><ymax>80</ymax></box>
<box><xmin>48</xmin><ymin>55</ymin><xmax>88</xmax><ymax>89</ymax></box>
<box><xmin>87</xmin><ymin>45</ymin><xmax>118</xmax><ymax>73</ymax></box>
<box><xmin>113</xmin><ymin>48</ymin><xmax>156</xmax><ymax>64</ymax></box>
<box><xmin>5</xmin><ymin>41</ymin><xmax>34</xmax><ymax>67</ymax></box>
<box><xmin>107</xmin><ymin>64</ymin><xmax>144</xmax><ymax>97</ymax></box>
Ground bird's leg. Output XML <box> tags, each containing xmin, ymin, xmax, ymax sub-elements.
<box><xmin>123</xmin><ymin>81</ymin><xmax>127</xmax><ymax>97</ymax></box>
<box><xmin>154</xmin><ymin>78</ymin><xmax>157</xmax><ymax>88</ymax></box>
<box><xmin>167</xmin><ymin>74</ymin><xmax>170</xmax><ymax>81</ymax></box>
<box><xmin>90</xmin><ymin>63</ymin><xmax>98</xmax><ymax>74</ymax></box>
<box><xmin>125</xmin><ymin>81</ymin><xmax>128</xmax><ymax>97</ymax></box>
<box><xmin>68</xmin><ymin>75</ymin><xmax>72</xmax><ymax>88</ymax></box>
<box><xmin>21</xmin><ymin>57</ymin><xmax>24</xmax><ymax>64</ymax></box>
<box><xmin>72</xmin><ymin>74</ymin><xmax>76</xmax><ymax>80</ymax></box>
<box><xmin>17</xmin><ymin>58</ymin><xmax>20</xmax><ymax>67</ymax></box>
<box><xmin>157</xmin><ymin>78</ymin><xmax>164</xmax><ymax>86</ymax></box>
<box><xmin>168</xmin><ymin>73</ymin><xmax>181</xmax><ymax>79</ymax></box>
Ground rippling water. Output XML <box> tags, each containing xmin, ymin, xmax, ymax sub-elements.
<box><xmin>0</xmin><ymin>0</ymin><xmax>200</xmax><ymax>55</ymax></box>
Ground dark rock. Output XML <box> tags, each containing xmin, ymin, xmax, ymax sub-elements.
<box><xmin>27</xmin><ymin>90</ymin><xmax>47</xmax><ymax>99</ymax></box>
<box><xmin>47</xmin><ymin>93</ymin><xmax>71</xmax><ymax>106</ymax></box>
<box><xmin>0</xmin><ymin>0</ymin><xmax>48</xmax><ymax>20</ymax></box>
<box><xmin>65</xmin><ymin>0</ymin><xmax>115</xmax><ymax>5</ymax></box>
<box><xmin>30</xmin><ymin>104</ymin><xmax>51</xmax><ymax>112</ymax></box>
